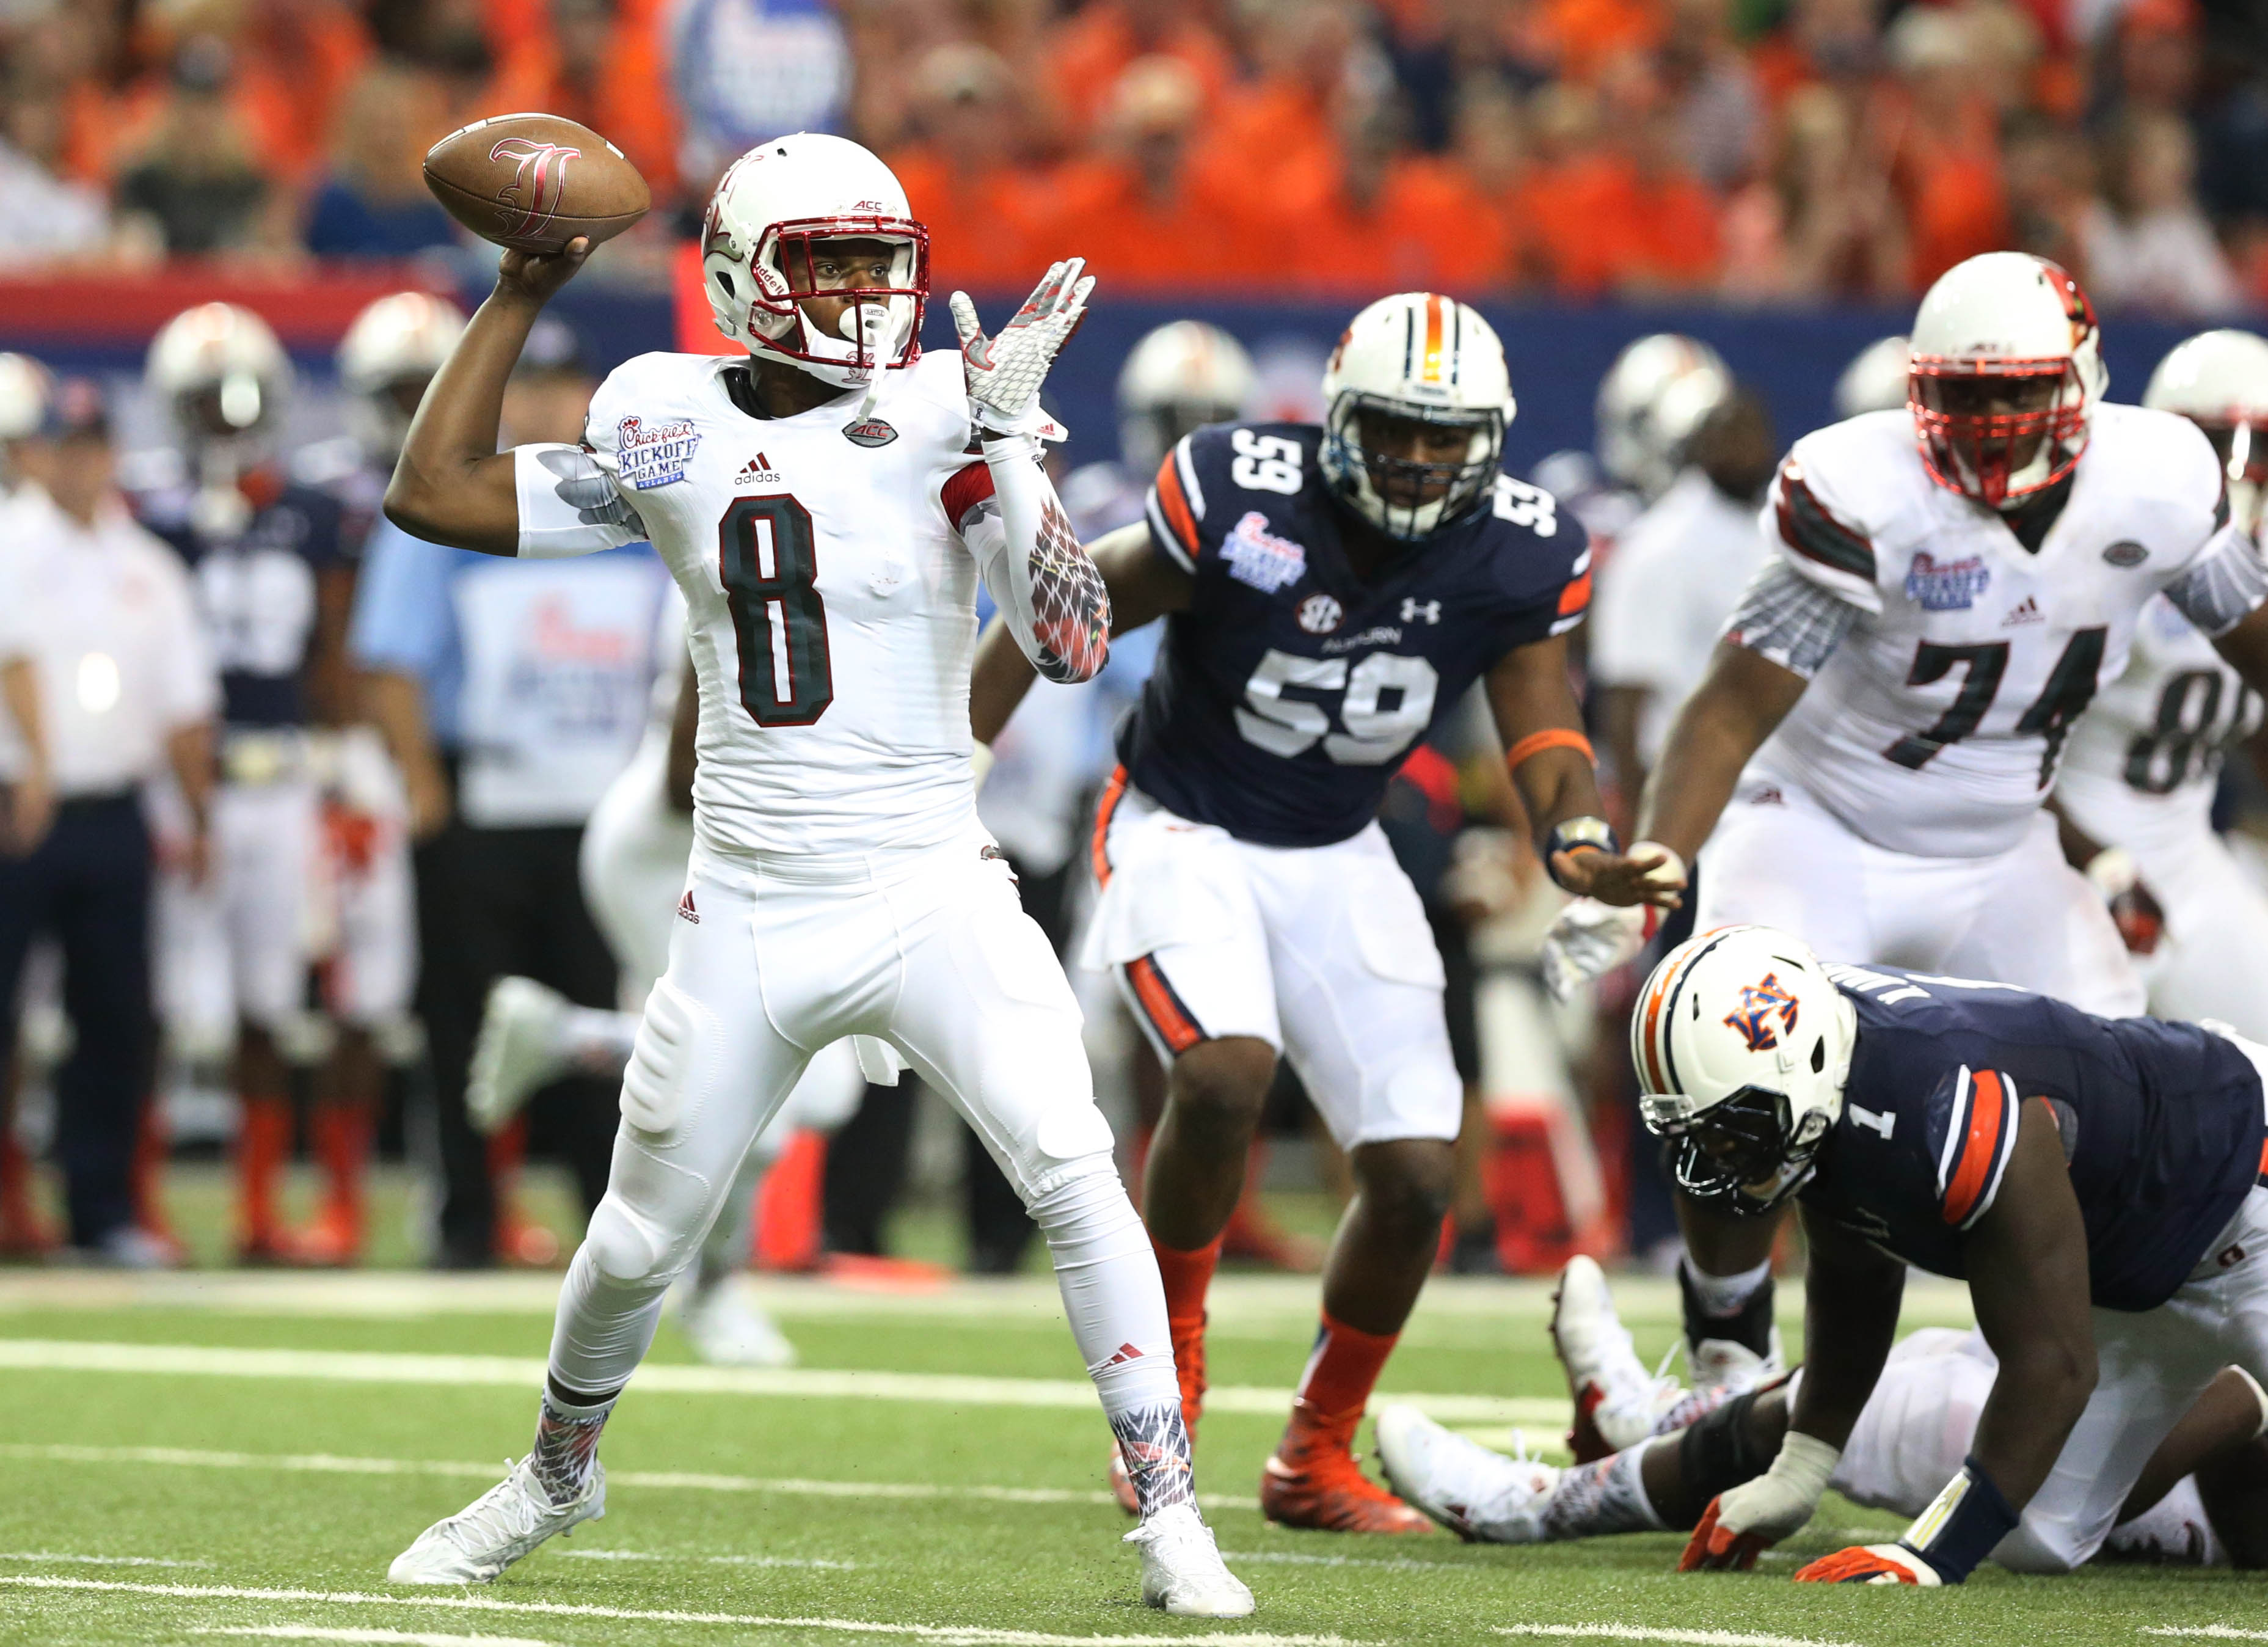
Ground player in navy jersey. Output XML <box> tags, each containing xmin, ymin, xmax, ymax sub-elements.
<box><xmin>134</xmin><ymin>302</ymin><xmax>356</xmax><ymax>1262</ymax></box>
<box><xmin>971</xmin><ymin>291</ymin><xmax>1675</xmax><ymax>1532</ymax></box>
<box><xmin>1619</xmin><ymin>924</ymin><xmax>2268</xmax><ymax>1585</ymax></box>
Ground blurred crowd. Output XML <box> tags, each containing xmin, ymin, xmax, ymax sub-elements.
<box><xmin>2</xmin><ymin>0</ymin><xmax>2268</xmax><ymax>310</ymax></box>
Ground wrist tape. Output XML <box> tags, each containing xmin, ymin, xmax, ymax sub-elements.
<box><xmin>1898</xmin><ymin>1455</ymin><xmax>2020</xmax><ymax>1583</ymax></box>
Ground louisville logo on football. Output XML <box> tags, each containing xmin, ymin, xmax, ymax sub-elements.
<box><xmin>490</xmin><ymin>137</ymin><xmax>581</xmax><ymax>241</ymax></box>
<box><xmin>1723</xmin><ymin>971</ymin><xmax>1800</xmax><ymax>1052</ymax></box>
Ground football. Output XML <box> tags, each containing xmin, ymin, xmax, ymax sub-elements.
<box><xmin>423</xmin><ymin>112</ymin><xmax>651</xmax><ymax>255</ymax></box>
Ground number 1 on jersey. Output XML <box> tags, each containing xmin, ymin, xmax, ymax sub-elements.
<box><xmin>720</xmin><ymin>495</ymin><xmax>834</xmax><ymax>726</ymax></box>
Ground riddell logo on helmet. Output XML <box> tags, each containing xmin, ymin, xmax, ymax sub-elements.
<box><xmin>1723</xmin><ymin>972</ymin><xmax>1799</xmax><ymax>1052</ymax></box>
<box><xmin>489</xmin><ymin>138</ymin><xmax>580</xmax><ymax>240</ymax></box>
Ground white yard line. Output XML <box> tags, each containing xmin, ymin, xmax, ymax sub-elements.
<box><xmin>1496</xmin><ymin>1628</ymin><xmax>1862</xmax><ymax>1647</ymax></box>
<box><xmin>1217</xmin><ymin>1551</ymin><xmax>1484</xmax><ymax>1572</ymax></box>
<box><xmin>2144</xmin><ymin>1632</ymin><xmax>2268</xmax><ymax>1642</ymax></box>
<box><xmin>560</xmin><ymin>1550</ymin><xmax>856</xmax><ymax>1569</ymax></box>
<box><xmin>0</xmin><ymin>1337</ymin><xmax>1562</xmax><ymax>1425</ymax></box>
<box><xmin>0</xmin><ymin>1576</ymin><xmax>1362</xmax><ymax>1647</ymax></box>
<box><xmin>0</xmin><ymin>1441</ymin><xmax>1261</xmax><ymax>1513</ymax></box>
<box><xmin>196</xmin><ymin>1630</ymin><xmax>560</xmax><ymax>1646</ymax></box>
<box><xmin>0</xmin><ymin>1550</ymin><xmax>212</xmax><ymax>1568</ymax></box>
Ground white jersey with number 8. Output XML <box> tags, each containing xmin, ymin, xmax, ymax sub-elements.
<box><xmin>513</xmin><ymin>348</ymin><xmax>988</xmax><ymax>861</ymax></box>
<box><xmin>1744</xmin><ymin>405</ymin><xmax>2258</xmax><ymax>858</ymax></box>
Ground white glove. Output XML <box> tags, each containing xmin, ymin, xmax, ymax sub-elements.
<box><xmin>1541</xmin><ymin>900</ymin><xmax>1652</xmax><ymax>1002</ymax></box>
<box><xmin>951</xmin><ymin>259</ymin><xmax>1095</xmax><ymax>439</ymax></box>
<box><xmin>1716</xmin><ymin>1431</ymin><xmax>1837</xmax><ymax>1543</ymax></box>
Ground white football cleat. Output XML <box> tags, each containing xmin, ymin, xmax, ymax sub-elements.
<box><xmin>1552</xmin><ymin>1255</ymin><xmax>1684</xmax><ymax>1462</ymax></box>
<box><xmin>1125</xmin><ymin>1503</ymin><xmax>1253</xmax><ymax>1617</ymax></box>
<box><xmin>387</xmin><ymin>1455</ymin><xmax>603</xmax><ymax>1584</ymax></box>
<box><xmin>467</xmin><ymin>977</ymin><xmax>571</xmax><ymax>1136</ymax></box>
<box><xmin>674</xmin><ymin>1274</ymin><xmax>798</xmax><ymax>1368</ymax></box>
<box><xmin>1688</xmin><ymin>1329</ymin><xmax>1784</xmax><ymax>1401</ymax></box>
<box><xmin>1374</xmin><ymin>1404</ymin><xmax>1559</xmax><ymax>1544</ymax></box>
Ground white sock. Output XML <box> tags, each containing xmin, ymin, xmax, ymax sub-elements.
<box><xmin>1540</xmin><ymin>1441</ymin><xmax>1666</xmax><ymax>1540</ymax></box>
<box><xmin>1026</xmin><ymin>1159</ymin><xmax>1191</xmax><ymax>1515</ymax></box>
<box><xmin>562</xmin><ymin>1007</ymin><xmax>640</xmax><ymax>1077</ymax></box>
<box><xmin>1682</xmin><ymin>1254</ymin><xmax>1772</xmax><ymax>1321</ymax></box>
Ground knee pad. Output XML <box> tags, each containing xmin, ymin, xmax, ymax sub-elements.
<box><xmin>584</xmin><ymin>1138</ymin><xmax>715</xmax><ymax>1286</ymax></box>
<box><xmin>1678</xmin><ymin>1387</ymin><xmax>1773</xmax><ymax>1504</ymax></box>
<box><xmin>991</xmin><ymin>1092</ymin><xmax>1118</xmax><ymax>1203</ymax></box>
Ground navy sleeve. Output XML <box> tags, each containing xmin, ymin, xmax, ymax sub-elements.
<box><xmin>1145</xmin><ymin>425</ymin><xmax>1244</xmax><ymax>575</ymax></box>
<box><xmin>1480</xmin><ymin>477</ymin><xmax>1593</xmax><ymax>662</ymax></box>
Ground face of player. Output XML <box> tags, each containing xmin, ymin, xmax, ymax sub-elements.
<box><xmin>46</xmin><ymin>429</ymin><xmax>113</xmax><ymax>525</ymax></box>
<box><xmin>1355</xmin><ymin>408</ymin><xmax>1476</xmax><ymax>509</ymax></box>
<box><xmin>1916</xmin><ymin>371</ymin><xmax>2062</xmax><ymax>477</ymax></box>
<box><xmin>790</xmin><ymin>236</ymin><xmax>904</xmax><ymax>337</ymax></box>
<box><xmin>179</xmin><ymin>381</ymin><xmax>270</xmax><ymax>444</ymax></box>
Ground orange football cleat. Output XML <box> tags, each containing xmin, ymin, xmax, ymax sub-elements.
<box><xmin>286</xmin><ymin>1202</ymin><xmax>363</xmax><ymax>1268</ymax></box>
<box><xmin>1258</xmin><ymin>1400</ymin><xmax>1434</xmax><ymax>1534</ymax></box>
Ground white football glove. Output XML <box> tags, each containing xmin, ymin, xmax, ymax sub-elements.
<box><xmin>1679</xmin><ymin>1430</ymin><xmax>1839</xmax><ymax>1571</ymax></box>
<box><xmin>952</xmin><ymin>259</ymin><xmax>1095</xmax><ymax>439</ymax></box>
<box><xmin>1538</xmin><ymin>841</ymin><xmax>1681</xmax><ymax>1001</ymax></box>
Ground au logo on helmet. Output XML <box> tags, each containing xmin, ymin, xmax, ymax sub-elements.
<box><xmin>489</xmin><ymin>138</ymin><xmax>580</xmax><ymax>242</ymax></box>
<box><xmin>1723</xmin><ymin>972</ymin><xmax>1800</xmax><ymax>1052</ymax></box>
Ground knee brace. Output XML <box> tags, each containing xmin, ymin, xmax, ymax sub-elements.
<box><xmin>1678</xmin><ymin>1387</ymin><xmax>1773</xmax><ymax>1505</ymax></box>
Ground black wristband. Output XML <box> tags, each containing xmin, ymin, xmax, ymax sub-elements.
<box><xmin>1900</xmin><ymin>1455</ymin><xmax>2021</xmax><ymax>1583</ymax></box>
<box><xmin>1544</xmin><ymin>816</ymin><xmax>1619</xmax><ymax>891</ymax></box>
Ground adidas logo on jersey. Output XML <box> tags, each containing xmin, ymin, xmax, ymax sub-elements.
<box><xmin>677</xmin><ymin>889</ymin><xmax>699</xmax><ymax>924</ymax></box>
<box><xmin>734</xmin><ymin>453</ymin><xmax>781</xmax><ymax>486</ymax></box>
<box><xmin>2003</xmin><ymin>596</ymin><xmax>2043</xmax><ymax>627</ymax></box>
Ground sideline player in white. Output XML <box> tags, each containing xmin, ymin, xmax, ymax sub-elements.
<box><xmin>1542</xmin><ymin>252</ymin><xmax>2268</xmax><ymax>1409</ymax></box>
<box><xmin>1376</xmin><ymin>1265</ymin><xmax>2268</xmax><ymax>1569</ymax></box>
<box><xmin>467</xmin><ymin>585</ymin><xmax>866</xmax><ymax>1366</ymax></box>
<box><xmin>380</xmin><ymin>133</ymin><xmax>1250</xmax><ymax>1615</ymax></box>
<box><xmin>2056</xmin><ymin>328</ymin><xmax>2268</xmax><ymax>1042</ymax></box>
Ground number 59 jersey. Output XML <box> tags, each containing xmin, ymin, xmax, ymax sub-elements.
<box><xmin>1749</xmin><ymin>404</ymin><xmax>2263</xmax><ymax>858</ymax></box>
<box><xmin>1120</xmin><ymin>423</ymin><xmax>1590</xmax><ymax>848</ymax></box>
<box><xmin>514</xmin><ymin>348</ymin><xmax>990</xmax><ymax>861</ymax></box>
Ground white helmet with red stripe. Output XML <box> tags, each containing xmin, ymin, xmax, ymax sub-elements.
<box><xmin>1630</xmin><ymin>924</ymin><xmax>1857</xmax><ymax>1214</ymax></box>
<box><xmin>2145</xmin><ymin>328</ymin><xmax>2268</xmax><ymax>536</ymax></box>
<box><xmin>700</xmin><ymin>131</ymin><xmax>928</xmax><ymax>391</ymax></box>
<box><xmin>1320</xmin><ymin>291</ymin><xmax>1514</xmax><ymax>542</ymax></box>
<box><xmin>1909</xmin><ymin>252</ymin><xmax>2107</xmax><ymax>509</ymax></box>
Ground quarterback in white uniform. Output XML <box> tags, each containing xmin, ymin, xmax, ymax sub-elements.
<box><xmin>1544</xmin><ymin>253</ymin><xmax>2268</xmax><ymax>1409</ymax></box>
<box><xmin>381</xmin><ymin>133</ymin><xmax>1249</xmax><ymax>1616</ymax></box>
<box><xmin>2057</xmin><ymin>328</ymin><xmax>2268</xmax><ymax>1041</ymax></box>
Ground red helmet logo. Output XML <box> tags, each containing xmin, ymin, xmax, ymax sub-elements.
<box><xmin>490</xmin><ymin>138</ymin><xmax>580</xmax><ymax>241</ymax></box>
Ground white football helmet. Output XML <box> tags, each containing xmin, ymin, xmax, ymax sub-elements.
<box><xmin>2144</xmin><ymin>328</ymin><xmax>2268</xmax><ymax>537</ymax></box>
<box><xmin>1319</xmin><ymin>291</ymin><xmax>1515</xmax><ymax>542</ymax></box>
<box><xmin>701</xmin><ymin>131</ymin><xmax>927</xmax><ymax>390</ymax></box>
<box><xmin>1596</xmin><ymin>334</ymin><xmax>1731</xmax><ymax>501</ymax></box>
<box><xmin>1118</xmin><ymin>320</ymin><xmax>1255</xmax><ymax>477</ymax></box>
<box><xmin>338</xmin><ymin>292</ymin><xmax>467</xmax><ymax>463</ymax></box>
<box><xmin>1630</xmin><ymin>925</ymin><xmax>1858</xmax><ymax>1215</ymax></box>
<box><xmin>148</xmin><ymin>301</ymin><xmax>292</xmax><ymax>442</ymax></box>
<box><xmin>1909</xmin><ymin>252</ymin><xmax>2105</xmax><ymax>509</ymax></box>
<box><xmin>0</xmin><ymin>352</ymin><xmax>50</xmax><ymax>442</ymax></box>
<box><xmin>1833</xmin><ymin>335</ymin><xmax>1911</xmax><ymax>419</ymax></box>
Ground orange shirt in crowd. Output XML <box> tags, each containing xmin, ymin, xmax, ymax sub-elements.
<box><xmin>1047</xmin><ymin>1</ymin><xmax>1234</xmax><ymax>131</ymax></box>
<box><xmin>1201</xmin><ymin>78</ymin><xmax>1338</xmax><ymax>202</ymax></box>
<box><xmin>486</xmin><ymin>23</ymin><xmax>677</xmax><ymax>197</ymax></box>
<box><xmin>1528</xmin><ymin>153</ymin><xmax>1721</xmax><ymax>295</ymax></box>
<box><xmin>1544</xmin><ymin>0</ymin><xmax>1667</xmax><ymax>81</ymax></box>
<box><xmin>894</xmin><ymin>147</ymin><xmax>1069</xmax><ymax>294</ymax></box>
<box><xmin>1269</xmin><ymin>153</ymin><xmax>1518</xmax><ymax>296</ymax></box>
<box><xmin>1042</xmin><ymin>152</ymin><xmax>1278</xmax><ymax>292</ymax></box>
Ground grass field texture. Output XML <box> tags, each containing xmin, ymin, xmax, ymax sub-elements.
<box><xmin>5</xmin><ymin>1207</ymin><xmax>2267</xmax><ymax>1645</ymax></box>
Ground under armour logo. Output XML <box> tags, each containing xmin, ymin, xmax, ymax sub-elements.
<box><xmin>1722</xmin><ymin>971</ymin><xmax>1799</xmax><ymax>1051</ymax></box>
<box><xmin>1401</xmin><ymin>598</ymin><xmax>1442</xmax><ymax>624</ymax></box>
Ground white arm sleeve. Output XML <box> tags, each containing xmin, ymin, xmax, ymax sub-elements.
<box><xmin>958</xmin><ymin>434</ymin><xmax>1110</xmax><ymax>684</ymax></box>
<box><xmin>514</xmin><ymin>443</ymin><xmax>647</xmax><ymax>560</ymax></box>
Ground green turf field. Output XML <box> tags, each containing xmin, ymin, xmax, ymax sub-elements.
<box><xmin>4</xmin><ymin>1204</ymin><xmax>2266</xmax><ymax>1646</ymax></box>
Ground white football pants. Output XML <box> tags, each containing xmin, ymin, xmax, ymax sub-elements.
<box><xmin>1699</xmin><ymin>785</ymin><xmax>2145</xmax><ymax>1017</ymax></box>
<box><xmin>546</xmin><ymin>829</ymin><xmax>1178</xmax><ymax>1423</ymax></box>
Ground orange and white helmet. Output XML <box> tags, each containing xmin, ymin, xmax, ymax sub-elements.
<box><xmin>1319</xmin><ymin>291</ymin><xmax>1515</xmax><ymax>541</ymax></box>
<box><xmin>700</xmin><ymin>131</ymin><xmax>928</xmax><ymax>390</ymax></box>
<box><xmin>1596</xmin><ymin>333</ymin><xmax>1730</xmax><ymax>500</ymax></box>
<box><xmin>338</xmin><ymin>292</ymin><xmax>467</xmax><ymax>462</ymax></box>
<box><xmin>1630</xmin><ymin>925</ymin><xmax>1857</xmax><ymax>1214</ymax></box>
<box><xmin>1909</xmin><ymin>252</ymin><xmax>2106</xmax><ymax>509</ymax></box>
<box><xmin>2144</xmin><ymin>328</ymin><xmax>2268</xmax><ymax>538</ymax></box>
<box><xmin>149</xmin><ymin>301</ymin><xmax>291</xmax><ymax>437</ymax></box>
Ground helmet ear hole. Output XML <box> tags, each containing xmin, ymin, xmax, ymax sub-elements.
<box><xmin>716</xmin><ymin>271</ymin><xmax>736</xmax><ymax>297</ymax></box>
<box><xmin>1811</xmin><ymin>1037</ymin><xmax>1826</xmax><ymax>1073</ymax></box>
